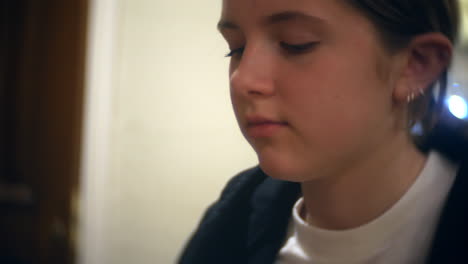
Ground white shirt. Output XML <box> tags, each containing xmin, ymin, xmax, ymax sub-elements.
<box><xmin>276</xmin><ymin>151</ymin><xmax>458</xmax><ymax>264</ymax></box>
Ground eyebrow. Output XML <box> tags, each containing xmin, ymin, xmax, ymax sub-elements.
<box><xmin>217</xmin><ymin>11</ymin><xmax>326</xmax><ymax>32</ymax></box>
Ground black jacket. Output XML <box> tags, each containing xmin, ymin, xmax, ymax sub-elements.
<box><xmin>179</xmin><ymin>114</ymin><xmax>468</xmax><ymax>264</ymax></box>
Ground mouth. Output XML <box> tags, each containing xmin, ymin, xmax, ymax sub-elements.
<box><xmin>245</xmin><ymin>116</ymin><xmax>288</xmax><ymax>138</ymax></box>
<box><xmin>246</xmin><ymin>116</ymin><xmax>288</xmax><ymax>125</ymax></box>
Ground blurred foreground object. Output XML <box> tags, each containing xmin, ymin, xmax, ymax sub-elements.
<box><xmin>0</xmin><ymin>0</ymin><xmax>88</xmax><ymax>263</ymax></box>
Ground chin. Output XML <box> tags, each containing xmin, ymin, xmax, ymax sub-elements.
<box><xmin>258</xmin><ymin>156</ymin><xmax>310</xmax><ymax>183</ymax></box>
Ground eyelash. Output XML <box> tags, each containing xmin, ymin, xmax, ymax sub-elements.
<box><xmin>225</xmin><ymin>42</ymin><xmax>318</xmax><ymax>57</ymax></box>
<box><xmin>280</xmin><ymin>42</ymin><xmax>318</xmax><ymax>54</ymax></box>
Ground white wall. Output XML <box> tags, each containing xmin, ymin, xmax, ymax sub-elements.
<box><xmin>79</xmin><ymin>0</ymin><xmax>257</xmax><ymax>263</ymax></box>
<box><xmin>79</xmin><ymin>0</ymin><xmax>118</xmax><ymax>263</ymax></box>
<box><xmin>107</xmin><ymin>0</ymin><xmax>258</xmax><ymax>262</ymax></box>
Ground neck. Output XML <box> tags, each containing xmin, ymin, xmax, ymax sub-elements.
<box><xmin>300</xmin><ymin>132</ymin><xmax>427</xmax><ymax>230</ymax></box>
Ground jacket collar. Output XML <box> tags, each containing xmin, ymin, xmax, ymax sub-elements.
<box><xmin>246</xmin><ymin>176</ymin><xmax>300</xmax><ymax>263</ymax></box>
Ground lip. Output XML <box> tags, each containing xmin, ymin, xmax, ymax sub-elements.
<box><xmin>245</xmin><ymin>116</ymin><xmax>288</xmax><ymax>138</ymax></box>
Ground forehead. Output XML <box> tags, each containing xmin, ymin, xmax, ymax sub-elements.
<box><xmin>220</xmin><ymin>0</ymin><xmax>360</xmax><ymax>27</ymax></box>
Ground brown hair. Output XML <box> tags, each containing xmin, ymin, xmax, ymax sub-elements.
<box><xmin>347</xmin><ymin>0</ymin><xmax>461</xmax><ymax>139</ymax></box>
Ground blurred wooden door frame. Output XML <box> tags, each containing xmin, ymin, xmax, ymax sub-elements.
<box><xmin>1</xmin><ymin>0</ymin><xmax>88</xmax><ymax>263</ymax></box>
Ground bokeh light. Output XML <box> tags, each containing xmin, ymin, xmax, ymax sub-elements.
<box><xmin>448</xmin><ymin>95</ymin><xmax>468</xmax><ymax>119</ymax></box>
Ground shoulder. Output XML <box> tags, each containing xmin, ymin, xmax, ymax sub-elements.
<box><xmin>190</xmin><ymin>166</ymin><xmax>269</xmax><ymax>231</ymax></box>
<box><xmin>427</xmin><ymin>148</ymin><xmax>468</xmax><ymax>262</ymax></box>
<box><xmin>218</xmin><ymin>166</ymin><xmax>268</xmax><ymax>201</ymax></box>
<box><xmin>178</xmin><ymin>167</ymin><xmax>300</xmax><ymax>263</ymax></box>
<box><xmin>177</xmin><ymin>167</ymin><xmax>268</xmax><ymax>263</ymax></box>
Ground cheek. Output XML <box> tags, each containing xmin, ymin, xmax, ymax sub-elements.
<box><xmin>280</xmin><ymin>53</ymin><xmax>391</xmax><ymax>144</ymax></box>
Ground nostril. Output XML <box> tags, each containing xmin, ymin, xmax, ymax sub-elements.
<box><xmin>231</xmin><ymin>72</ymin><xmax>273</xmax><ymax>97</ymax></box>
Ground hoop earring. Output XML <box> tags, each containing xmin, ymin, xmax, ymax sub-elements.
<box><xmin>407</xmin><ymin>92</ymin><xmax>415</xmax><ymax>103</ymax></box>
<box><xmin>407</xmin><ymin>89</ymin><xmax>425</xmax><ymax>103</ymax></box>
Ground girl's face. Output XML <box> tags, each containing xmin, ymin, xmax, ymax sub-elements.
<box><xmin>219</xmin><ymin>0</ymin><xmax>406</xmax><ymax>182</ymax></box>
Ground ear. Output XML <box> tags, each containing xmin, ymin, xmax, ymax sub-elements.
<box><xmin>393</xmin><ymin>33</ymin><xmax>452</xmax><ymax>103</ymax></box>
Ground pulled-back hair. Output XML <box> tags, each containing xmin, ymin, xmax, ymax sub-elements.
<box><xmin>347</xmin><ymin>0</ymin><xmax>461</xmax><ymax>139</ymax></box>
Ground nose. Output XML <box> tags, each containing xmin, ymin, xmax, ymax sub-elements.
<box><xmin>229</xmin><ymin>45</ymin><xmax>276</xmax><ymax>99</ymax></box>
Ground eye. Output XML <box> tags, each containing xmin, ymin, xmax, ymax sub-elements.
<box><xmin>225</xmin><ymin>47</ymin><xmax>245</xmax><ymax>57</ymax></box>
<box><xmin>280</xmin><ymin>42</ymin><xmax>318</xmax><ymax>54</ymax></box>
